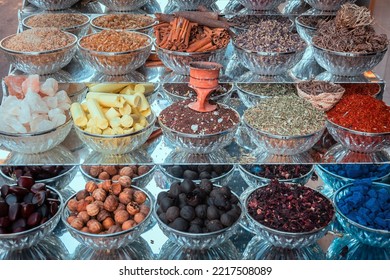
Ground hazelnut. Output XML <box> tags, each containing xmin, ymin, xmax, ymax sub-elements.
<box><xmin>81</xmin><ymin>227</ymin><xmax>90</xmax><ymax>233</ymax></box>
<box><xmin>70</xmin><ymin>217</ymin><xmax>84</xmax><ymax>230</ymax></box>
<box><xmin>94</xmin><ymin>200</ymin><xmax>104</xmax><ymax>210</ymax></box>
<box><xmin>101</xmin><ymin>180</ymin><xmax>112</xmax><ymax>192</ymax></box>
<box><xmin>138</xmin><ymin>166</ymin><xmax>151</xmax><ymax>176</ymax></box>
<box><xmin>103</xmin><ymin>166</ymin><xmax>118</xmax><ymax>176</ymax></box>
<box><xmin>67</xmin><ymin>215</ymin><xmax>76</xmax><ymax>224</ymax></box>
<box><xmin>77</xmin><ymin>211</ymin><xmax>90</xmax><ymax>223</ymax></box>
<box><xmin>76</xmin><ymin>199</ymin><xmax>89</xmax><ymax>213</ymax></box>
<box><xmin>85</xmin><ymin>181</ymin><xmax>98</xmax><ymax>193</ymax></box>
<box><xmin>97</xmin><ymin>209</ymin><xmax>111</xmax><ymax>222</ymax></box>
<box><xmin>76</xmin><ymin>189</ymin><xmax>89</xmax><ymax>201</ymax></box>
<box><xmin>115</xmin><ymin>203</ymin><xmax>126</xmax><ymax>213</ymax></box>
<box><xmin>119</xmin><ymin>191</ymin><xmax>132</xmax><ymax>205</ymax></box>
<box><xmin>92</xmin><ymin>188</ymin><xmax>107</xmax><ymax>202</ymax></box>
<box><xmin>133</xmin><ymin>190</ymin><xmax>147</xmax><ymax>204</ymax></box>
<box><xmin>102</xmin><ymin>217</ymin><xmax>115</xmax><ymax>230</ymax></box>
<box><xmin>139</xmin><ymin>204</ymin><xmax>150</xmax><ymax>216</ymax></box>
<box><xmin>85</xmin><ymin>195</ymin><xmax>95</xmax><ymax>204</ymax></box>
<box><xmin>87</xmin><ymin>219</ymin><xmax>103</xmax><ymax>234</ymax></box>
<box><xmin>110</xmin><ymin>182</ymin><xmax>122</xmax><ymax>196</ymax></box>
<box><xmin>122</xmin><ymin>220</ymin><xmax>136</xmax><ymax>231</ymax></box>
<box><xmin>67</xmin><ymin>199</ymin><xmax>78</xmax><ymax>212</ymax></box>
<box><xmin>112</xmin><ymin>175</ymin><xmax>120</xmax><ymax>181</ymax></box>
<box><xmin>98</xmin><ymin>171</ymin><xmax>110</xmax><ymax>180</ymax></box>
<box><xmin>86</xmin><ymin>203</ymin><xmax>100</xmax><ymax>217</ymax></box>
<box><xmin>119</xmin><ymin>166</ymin><xmax>133</xmax><ymax>177</ymax></box>
<box><xmin>130</xmin><ymin>165</ymin><xmax>138</xmax><ymax>174</ymax></box>
<box><xmin>88</xmin><ymin>166</ymin><xmax>101</xmax><ymax>178</ymax></box>
<box><xmin>104</xmin><ymin>195</ymin><xmax>119</xmax><ymax>212</ymax></box>
<box><xmin>134</xmin><ymin>212</ymin><xmax>146</xmax><ymax>224</ymax></box>
<box><xmin>114</xmin><ymin>210</ymin><xmax>130</xmax><ymax>224</ymax></box>
<box><xmin>107</xmin><ymin>224</ymin><xmax>122</xmax><ymax>234</ymax></box>
<box><xmin>118</xmin><ymin>176</ymin><xmax>132</xmax><ymax>188</ymax></box>
<box><xmin>126</xmin><ymin>201</ymin><xmax>140</xmax><ymax>216</ymax></box>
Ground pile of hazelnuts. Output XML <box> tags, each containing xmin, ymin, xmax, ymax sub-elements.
<box><xmin>157</xmin><ymin>179</ymin><xmax>242</xmax><ymax>234</ymax></box>
<box><xmin>83</xmin><ymin>165</ymin><xmax>152</xmax><ymax>181</ymax></box>
<box><xmin>66</xmin><ymin>175</ymin><xmax>150</xmax><ymax>234</ymax></box>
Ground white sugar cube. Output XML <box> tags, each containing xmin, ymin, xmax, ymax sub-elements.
<box><xmin>44</xmin><ymin>96</ymin><xmax>58</xmax><ymax>109</ymax></box>
<box><xmin>40</xmin><ymin>78</ymin><xmax>59</xmax><ymax>97</ymax></box>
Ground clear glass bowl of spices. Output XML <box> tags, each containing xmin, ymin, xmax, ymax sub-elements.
<box><xmin>304</xmin><ymin>0</ymin><xmax>356</xmax><ymax>11</ymax></box>
<box><xmin>161</xmin><ymin>83</ymin><xmax>233</xmax><ymax>105</ymax></box>
<box><xmin>98</xmin><ymin>0</ymin><xmax>149</xmax><ymax>11</ymax></box>
<box><xmin>243</xmin><ymin>180</ymin><xmax>335</xmax><ymax>249</ymax></box>
<box><xmin>242</xmin><ymin>96</ymin><xmax>326</xmax><ymax>155</ymax></box>
<box><xmin>333</xmin><ymin>182</ymin><xmax>390</xmax><ymax>248</ymax></box>
<box><xmin>90</xmin><ymin>14</ymin><xmax>157</xmax><ymax>34</ymax></box>
<box><xmin>0</xmin><ymin>28</ymin><xmax>77</xmax><ymax>75</ymax></box>
<box><xmin>27</xmin><ymin>0</ymin><xmax>80</xmax><ymax>10</ymax></box>
<box><xmin>236</xmin><ymin>0</ymin><xmax>286</xmax><ymax>11</ymax></box>
<box><xmin>78</xmin><ymin>30</ymin><xmax>153</xmax><ymax>76</ymax></box>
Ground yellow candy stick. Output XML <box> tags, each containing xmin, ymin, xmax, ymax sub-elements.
<box><xmin>121</xmin><ymin>94</ymin><xmax>141</xmax><ymax>107</ymax></box>
<box><xmin>87</xmin><ymin>92</ymin><xmax>125</xmax><ymax>108</ymax></box>
<box><xmin>120</xmin><ymin>115</ymin><xmax>134</xmax><ymax>128</ymax></box>
<box><xmin>86</xmin><ymin>99</ymin><xmax>108</xmax><ymax>130</ymax></box>
<box><xmin>134</xmin><ymin>83</ymin><xmax>155</xmax><ymax>94</ymax></box>
<box><xmin>70</xmin><ymin>103</ymin><xmax>88</xmax><ymax>127</ymax></box>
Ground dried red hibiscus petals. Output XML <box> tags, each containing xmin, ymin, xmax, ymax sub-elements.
<box><xmin>247</xmin><ymin>180</ymin><xmax>334</xmax><ymax>233</ymax></box>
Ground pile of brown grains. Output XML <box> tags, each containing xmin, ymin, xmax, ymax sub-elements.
<box><xmin>92</xmin><ymin>14</ymin><xmax>155</xmax><ymax>30</ymax></box>
<box><xmin>79</xmin><ymin>30</ymin><xmax>150</xmax><ymax>52</ymax></box>
<box><xmin>243</xmin><ymin>96</ymin><xmax>325</xmax><ymax>136</ymax></box>
<box><xmin>159</xmin><ymin>100</ymin><xmax>239</xmax><ymax>135</ymax></box>
<box><xmin>163</xmin><ymin>83</ymin><xmax>231</xmax><ymax>99</ymax></box>
<box><xmin>297</xmin><ymin>15</ymin><xmax>334</xmax><ymax>29</ymax></box>
<box><xmin>228</xmin><ymin>15</ymin><xmax>291</xmax><ymax>29</ymax></box>
<box><xmin>234</xmin><ymin>20</ymin><xmax>306</xmax><ymax>53</ymax></box>
<box><xmin>237</xmin><ymin>83</ymin><xmax>296</xmax><ymax>97</ymax></box>
<box><xmin>298</xmin><ymin>80</ymin><xmax>344</xmax><ymax>96</ymax></box>
<box><xmin>247</xmin><ymin>180</ymin><xmax>334</xmax><ymax>233</ymax></box>
<box><xmin>24</xmin><ymin>13</ymin><xmax>89</xmax><ymax>29</ymax></box>
<box><xmin>2</xmin><ymin>28</ymin><xmax>75</xmax><ymax>52</ymax></box>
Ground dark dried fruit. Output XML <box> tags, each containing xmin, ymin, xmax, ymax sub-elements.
<box><xmin>16</xmin><ymin>176</ymin><xmax>35</xmax><ymax>190</ymax></box>
<box><xmin>207</xmin><ymin>205</ymin><xmax>220</xmax><ymax>220</ymax></box>
<box><xmin>1</xmin><ymin>185</ymin><xmax>10</xmax><ymax>198</ymax></box>
<box><xmin>199</xmin><ymin>179</ymin><xmax>213</xmax><ymax>194</ymax></box>
<box><xmin>199</xmin><ymin>171</ymin><xmax>211</xmax><ymax>180</ymax></box>
<box><xmin>207</xmin><ymin>219</ymin><xmax>224</xmax><ymax>232</ymax></box>
<box><xmin>160</xmin><ymin>196</ymin><xmax>174</xmax><ymax>212</ymax></box>
<box><xmin>166</xmin><ymin>206</ymin><xmax>180</xmax><ymax>222</ymax></box>
<box><xmin>195</xmin><ymin>204</ymin><xmax>207</xmax><ymax>219</ymax></box>
<box><xmin>220</xmin><ymin>213</ymin><xmax>235</xmax><ymax>227</ymax></box>
<box><xmin>181</xmin><ymin>179</ymin><xmax>195</xmax><ymax>194</ymax></box>
<box><xmin>188</xmin><ymin>224</ymin><xmax>202</xmax><ymax>233</ymax></box>
<box><xmin>27</xmin><ymin>212</ymin><xmax>42</xmax><ymax>227</ymax></box>
<box><xmin>8</xmin><ymin>203</ymin><xmax>21</xmax><ymax>221</ymax></box>
<box><xmin>183</xmin><ymin>170</ymin><xmax>198</xmax><ymax>180</ymax></box>
<box><xmin>21</xmin><ymin>203</ymin><xmax>35</xmax><ymax>219</ymax></box>
<box><xmin>9</xmin><ymin>186</ymin><xmax>29</xmax><ymax>197</ymax></box>
<box><xmin>159</xmin><ymin>212</ymin><xmax>168</xmax><ymax>224</ymax></box>
<box><xmin>157</xmin><ymin>191</ymin><xmax>168</xmax><ymax>204</ymax></box>
<box><xmin>5</xmin><ymin>194</ymin><xmax>18</xmax><ymax>205</ymax></box>
<box><xmin>0</xmin><ymin>201</ymin><xmax>9</xmax><ymax>217</ymax></box>
<box><xmin>169</xmin><ymin>217</ymin><xmax>189</xmax><ymax>231</ymax></box>
<box><xmin>180</xmin><ymin>205</ymin><xmax>195</xmax><ymax>221</ymax></box>
<box><xmin>32</xmin><ymin>191</ymin><xmax>46</xmax><ymax>206</ymax></box>
<box><xmin>12</xmin><ymin>218</ymin><xmax>27</xmax><ymax>233</ymax></box>
<box><xmin>30</xmin><ymin>183</ymin><xmax>46</xmax><ymax>194</ymax></box>
<box><xmin>168</xmin><ymin>182</ymin><xmax>181</xmax><ymax>198</ymax></box>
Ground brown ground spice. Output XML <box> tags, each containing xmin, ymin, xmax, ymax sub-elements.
<box><xmin>25</xmin><ymin>13</ymin><xmax>88</xmax><ymax>29</ymax></box>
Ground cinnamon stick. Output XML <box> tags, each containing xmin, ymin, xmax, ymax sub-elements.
<box><xmin>187</xmin><ymin>36</ymin><xmax>212</xmax><ymax>52</ymax></box>
<box><xmin>175</xmin><ymin>11</ymin><xmax>219</xmax><ymax>21</ymax></box>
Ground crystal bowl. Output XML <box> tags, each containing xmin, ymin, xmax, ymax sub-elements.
<box><xmin>233</xmin><ymin>40</ymin><xmax>306</xmax><ymax>76</ymax></box>
<box><xmin>238</xmin><ymin>164</ymin><xmax>314</xmax><ymax>189</ymax></box>
<box><xmin>0</xmin><ymin>186</ymin><xmax>63</xmax><ymax>251</ymax></box>
<box><xmin>237</xmin><ymin>0</ymin><xmax>286</xmax><ymax>10</ymax></box>
<box><xmin>0</xmin><ymin>32</ymin><xmax>77</xmax><ymax>75</ymax></box>
<box><xmin>161</xmin><ymin>83</ymin><xmax>233</xmax><ymax>104</ymax></box>
<box><xmin>158</xmin><ymin>106</ymin><xmax>240</xmax><ymax>154</ymax></box>
<box><xmin>0</xmin><ymin>165</ymin><xmax>78</xmax><ymax>191</ymax></box>
<box><xmin>326</xmin><ymin>119</ymin><xmax>390</xmax><ymax>153</ymax></box>
<box><xmin>158</xmin><ymin>164</ymin><xmax>235</xmax><ymax>189</ymax></box>
<box><xmin>155</xmin><ymin>44</ymin><xmax>227</xmax><ymax>75</ymax></box>
<box><xmin>304</xmin><ymin>0</ymin><xmax>356</xmax><ymax>11</ymax></box>
<box><xmin>78</xmin><ymin>31</ymin><xmax>153</xmax><ymax>75</ymax></box>
<box><xmin>90</xmin><ymin>14</ymin><xmax>158</xmax><ymax>34</ymax></box>
<box><xmin>98</xmin><ymin>0</ymin><xmax>149</xmax><ymax>11</ymax></box>
<box><xmin>333</xmin><ymin>182</ymin><xmax>390</xmax><ymax>248</ymax></box>
<box><xmin>79</xmin><ymin>165</ymin><xmax>156</xmax><ymax>188</ymax></box>
<box><xmin>295</xmin><ymin>15</ymin><xmax>319</xmax><ymax>44</ymax></box>
<box><xmin>314</xmin><ymin>164</ymin><xmax>390</xmax><ymax>192</ymax></box>
<box><xmin>243</xmin><ymin>184</ymin><xmax>335</xmax><ymax>249</ymax></box>
<box><xmin>62</xmin><ymin>186</ymin><xmax>153</xmax><ymax>250</ymax></box>
<box><xmin>27</xmin><ymin>0</ymin><xmax>80</xmax><ymax>10</ymax></box>
<box><xmin>22</xmin><ymin>13</ymin><xmax>91</xmax><ymax>38</ymax></box>
<box><xmin>74</xmin><ymin>112</ymin><xmax>156</xmax><ymax>154</ymax></box>
<box><xmin>154</xmin><ymin>188</ymin><xmax>243</xmax><ymax>250</ymax></box>
<box><xmin>0</xmin><ymin>117</ymin><xmax>73</xmax><ymax>154</ymax></box>
<box><xmin>172</xmin><ymin>0</ymin><xmax>217</xmax><ymax>10</ymax></box>
<box><xmin>243</xmin><ymin>116</ymin><xmax>325</xmax><ymax>155</ymax></box>
<box><xmin>312</xmin><ymin>44</ymin><xmax>388</xmax><ymax>76</ymax></box>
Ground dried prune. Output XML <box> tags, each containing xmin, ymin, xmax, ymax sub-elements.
<box><xmin>169</xmin><ymin>217</ymin><xmax>189</xmax><ymax>231</ymax></box>
<box><xmin>180</xmin><ymin>205</ymin><xmax>195</xmax><ymax>221</ymax></box>
<box><xmin>166</xmin><ymin>206</ymin><xmax>180</xmax><ymax>222</ymax></box>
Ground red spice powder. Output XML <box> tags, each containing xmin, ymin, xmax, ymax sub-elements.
<box><xmin>326</xmin><ymin>94</ymin><xmax>390</xmax><ymax>133</ymax></box>
<box><xmin>341</xmin><ymin>83</ymin><xmax>381</xmax><ymax>96</ymax></box>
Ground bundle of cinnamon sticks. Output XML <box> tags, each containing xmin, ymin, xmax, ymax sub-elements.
<box><xmin>154</xmin><ymin>12</ymin><xmax>231</xmax><ymax>53</ymax></box>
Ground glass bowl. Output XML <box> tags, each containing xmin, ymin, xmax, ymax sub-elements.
<box><xmin>326</xmin><ymin>119</ymin><xmax>390</xmax><ymax>153</ymax></box>
<box><xmin>154</xmin><ymin>190</ymin><xmax>243</xmax><ymax>250</ymax></box>
<box><xmin>295</xmin><ymin>15</ymin><xmax>325</xmax><ymax>44</ymax></box>
<box><xmin>98</xmin><ymin>0</ymin><xmax>149</xmax><ymax>11</ymax></box>
<box><xmin>27</xmin><ymin>0</ymin><xmax>80</xmax><ymax>10</ymax></box>
<box><xmin>314</xmin><ymin>164</ymin><xmax>390</xmax><ymax>192</ymax></box>
<box><xmin>238</xmin><ymin>164</ymin><xmax>314</xmax><ymax>189</ymax></box>
<box><xmin>79</xmin><ymin>165</ymin><xmax>156</xmax><ymax>188</ymax></box>
<box><xmin>158</xmin><ymin>106</ymin><xmax>240</xmax><ymax>154</ymax></box>
<box><xmin>236</xmin><ymin>0</ymin><xmax>286</xmax><ymax>10</ymax></box>
<box><xmin>243</xmin><ymin>184</ymin><xmax>335</xmax><ymax>249</ymax></box>
<box><xmin>333</xmin><ymin>182</ymin><xmax>390</xmax><ymax>248</ymax></box>
<box><xmin>171</xmin><ymin>0</ymin><xmax>217</xmax><ymax>10</ymax></box>
<box><xmin>242</xmin><ymin>116</ymin><xmax>325</xmax><ymax>155</ymax></box>
<box><xmin>78</xmin><ymin>31</ymin><xmax>153</xmax><ymax>75</ymax></box>
<box><xmin>312</xmin><ymin>44</ymin><xmax>388</xmax><ymax>77</ymax></box>
<box><xmin>155</xmin><ymin>44</ymin><xmax>227</xmax><ymax>76</ymax></box>
<box><xmin>90</xmin><ymin>14</ymin><xmax>158</xmax><ymax>34</ymax></box>
<box><xmin>0</xmin><ymin>32</ymin><xmax>77</xmax><ymax>75</ymax></box>
<box><xmin>304</xmin><ymin>0</ymin><xmax>356</xmax><ymax>11</ymax></box>
<box><xmin>22</xmin><ymin>13</ymin><xmax>91</xmax><ymax>38</ymax></box>
<box><xmin>0</xmin><ymin>165</ymin><xmax>78</xmax><ymax>191</ymax></box>
<box><xmin>233</xmin><ymin>40</ymin><xmax>306</xmax><ymax>76</ymax></box>
<box><xmin>62</xmin><ymin>186</ymin><xmax>154</xmax><ymax>250</ymax></box>
<box><xmin>158</xmin><ymin>164</ymin><xmax>235</xmax><ymax>189</ymax></box>
<box><xmin>161</xmin><ymin>83</ymin><xmax>233</xmax><ymax>105</ymax></box>
<box><xmin>0</xmin><ymin>117</ymin><xmax>73</xmax><ymax>154</ymax></box>
<box><xmin>74</xmin><ymin>112</ymin><xmax>156</xmax><ymax>154</ymax></box>
<box><xmin>0</xmin><ymin>186</ymin><xmax>63</xmax><ymax>251</ymax></box>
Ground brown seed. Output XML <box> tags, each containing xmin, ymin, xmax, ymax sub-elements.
<box><xmin>118</xmin><ymin>176</ymin><xmax>132</xmax><ymax>188</ymax></box>
<box><xmin>114</xmin><ymin>209</ymin><xmax>130</xmax><ymax>224</ymax></box>
<box><xmin>97</xmin><ymin>209</ymin><xmax>111</xmax><ymax>222</ymax></box>
<box><xmin>104</xmin><ymin>195</ymin><xmax>119</xmax><ymax>212</ymax></box>
<box><xmin>81</xmin><ymin>226</ymin><xmax>90</xmax><ymax>233</ymax></box>
<box><xmin>77</xmin><ymin>211</ymin><xmax>90</xmax><ymax>223</ymax></box>
<box><xmin>86</xmin><ymin>203</ymin><xmax>100</xmax><ymax>217</ymax></box>
<box><xmin>92</xmin><ymin>188</ymin><xmax>107</xmax><ymax>201</ymax></box>
<box><xmin>119</xmin><ymin>166</ymin><xmax>133</xmax><ymax>177</ymax></box>
<box><xmin>88</xmin><ymin>166</ymin><xmax>101</xmax><ymax>178</ymax></box>
<box><xmin>110</xmin><ymin>182</ymin><xmax>122</xmax><ymax>196</ymax></box>
<box><xmin>85</xmin><ymin>181</ymin><xmax>98</xmax><ymax>193</ymax></box>
<box><xmin>85</xmin><ymin>195</ymin><xmax>95</xmax><ymax>204</ymax></box>
<box><xmin>101</xmin><ymin>180</ymin><xmax>112</xmax><ymax>192</ymax></box>
<box><xmin>114</xmin><ymin>203</ymin><xmax>126</xmax><ymax>215</ymax></box>
<box><xmin>126</xmin><ymin>201</ymin><xmax>140</xmax><ymax>216</ymax></box>
<box><xmin>76</xmin><ymin>199</ymin><xmax>89</xmax><ymax>212</ymax></box>
<box><xmin>67</xmin><ymin>198</ymin><xmax>78</xmax><ymax>212</ymax></box>
<box><xmin>98</xmin><ymin>171</ymin><xmax>110</xmax><ymax>180</ymax></box>
<box><xmin>138</xmin><ymin>166</ymin><xmax>151</xmax><ymax>176</ymax></box>
<box><xmin>122</xmin><ymin>219</ymin><xmax>136</xmax><ymax>231</ymax></box>
<box><xmin>70</xmin><ymin>217</ymin><xmax>84</xmax><ymax>230</ymax></box>
<box><xmin>133</xmin><ymin>190</ymin><xmax>147</xmax><ymax>204</ymax></box>
<box><xmin>67</xmin><ymin>215</ymin><xmax>76</xmax><ymax>224</ymax></box>
<box><xmin>94</xmin><ymin>200</ymin><xmax>104</xmax><ymax>210</ymax></box>
<box><xmin>112</xmin><ymin>175</ymin><xmax>121</xmax><ymax>181</ymax></box>
<box><xmin>134</xmin><ymin>212</ymin><xmax>145</xmax><ymax>224</ymax></box>
<box><xmin>107</xmin><ymin>224</ymin><xmax>122</xmax><ymax>234</ymax></box>
<box><xmin>139</xmin><ymin>204</ymin><xmax>150</xmax><ymax>216</ymax></box>
<box><xmin>102</xmin><ymin>217</ymin><xmax>115</xmax><ymax>230</ymax></box>
<box><xmin>103</xmin><ymin>166</ymin><xmax>117</xmax><ymax>176</ymax></box>
<box><xmin>119</xmin><ymin>191</ymin><xmax>132</xmax><ymax>205</ymax></box>
<box><xmin>76</xmin><ymin>189</ymin><xmax>89</xmax><ymax>201</ymax></box>
<box><xmin>87</xmin><ymin>219</ymin><xmax>103</xmax><ymax>234</ymax></box>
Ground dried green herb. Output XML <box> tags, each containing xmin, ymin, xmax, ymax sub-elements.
<box><xmin>238</xmin><ymin>83</ymin><xmax>296</xmax><ymax>97</ymax></box>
